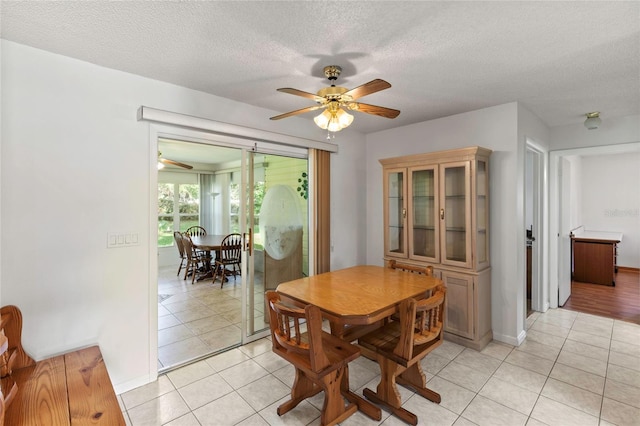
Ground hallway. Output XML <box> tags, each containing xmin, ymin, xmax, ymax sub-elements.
<box><xmin>563</xmin><ymin>268</ymin><xmax>640</xmax><ymax>325</ymax></box>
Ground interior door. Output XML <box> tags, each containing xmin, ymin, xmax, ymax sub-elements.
<box><xmin>558</xmin><ymin>157</ymin><xmax>572</xmax><ymax>306</ymax></box>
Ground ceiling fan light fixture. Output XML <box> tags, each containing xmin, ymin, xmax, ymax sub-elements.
<box><xmin>584</xmin><ymin>111</ymin><xmax>601</xmax><ymax>130</ymax></box>
<box><xmin>313</xmin><ymin>109</ymin><xmax>332</xmax><ymax>129</ymax></box>
<box><xmin>336</xmin><ymin>108</ymin><xmax>354</xmax><ymax>129</ymax></box>
<box><xmin>157</xmin><ymin>162</ymin><xmax>165</xmax><ymax>170</ymax></box>
<box><xmin>314</xmin><ymin>107</ymin><xmax>354</xmax><ymax>133</ymax></box>
<box><xmin>327</xmin><ymin>114</ymin><xmax>343</xmax><ymax>133</ymax></box>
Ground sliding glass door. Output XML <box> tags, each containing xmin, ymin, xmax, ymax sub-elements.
<box><xmin>242</xmin><ymin>150</ymin><xmax>309</xmax><ymax>342</ymax></box>
<box><xmin>156</xmin><ymin>135</ymin><xmax>309</xmax><ymax>371</ymax></box>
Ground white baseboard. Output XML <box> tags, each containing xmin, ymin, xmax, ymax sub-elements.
<box><xmin>491</xmin><ymin>331</ymin><xmax>521</xmax><ymax>347</ymax></box>
<box><xmin>114</xmin><ymin>372</ymin><xmax>158</xmax><ymax>395</ymax></box>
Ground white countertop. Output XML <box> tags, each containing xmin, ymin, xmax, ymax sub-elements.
<box><xmin>572</xmin><ymin>230</ymin><xmax>623</xmax><ymax>242</ymax></box>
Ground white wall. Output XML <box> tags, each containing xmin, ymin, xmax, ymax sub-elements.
<box><xmin>0</xmin><ymin>38</ymin><xmax>3</xmax><ymax>305</ymax></box>
<box><xmin>1</xmin><ymin>41</ymin><xmax>366</xmax><ymax>392</ymax></box>
<box><xmin>566</xmin><ymin>156</ymin><xmax>583</xmax><ymax>230</ymax></box>
<box><xmin>580</xmin><ymin>153</ymin><xmax>640</xmax><ymax>268</ymax></box>
<box><xmin>366</xmin><ymin>102</ymin><xmax>538</xmax><ymax>346</ymax></box>
<box><xmin>525</xmin><ymin>152</ymin><xmax>533</xmax><ymax>229</ymax></box>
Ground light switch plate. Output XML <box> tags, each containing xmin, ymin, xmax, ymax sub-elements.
<box><xmin>107</xmin><ymin>232</ymin><xmax>140</xmax><ymax>248</ymax></box>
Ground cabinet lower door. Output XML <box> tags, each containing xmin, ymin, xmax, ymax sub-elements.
<box><xmin>441</xmin><ymin>271</ymin><xmax>474</xmax><ymax>339</ymax></box>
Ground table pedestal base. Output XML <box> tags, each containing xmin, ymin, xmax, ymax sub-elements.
<box><xmin>279</xmin><ymin>366</ymin><xmax>362</xmax><ymax>426</ymax></box>
<box><xmin>363</xmin><ymin>360</ymin><xmax>440</xmax><ymax>426</ymax></box>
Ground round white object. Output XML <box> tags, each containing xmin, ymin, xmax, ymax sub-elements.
<box><xmin>260</xmin><ymin>185</ymin><xmax>303</xmax><ymax>260</ymax></box>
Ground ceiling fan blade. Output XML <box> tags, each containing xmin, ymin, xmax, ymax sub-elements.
<box><xmin>277</xmin><ymin>88</ymin><xmax>325</xmax><ymax>103</ymax></box>
<box><xmin>342</xmin><ymin>79</ymin><xmax>391</xmax><ymax>100</ymax></box>
<box><xmin>160</xmin><ymin>158</ymin><xmax>193</xmax><ymax>169</ymax></box>
<box><xmin>270</xmin><ymin>105</ymin><xmax>324</xmax><ymax>120</ymax></box>
<box><xmin>349</xmin><ymin>102</ymin><xmax>400</xmax><ymax>119</ymax></box>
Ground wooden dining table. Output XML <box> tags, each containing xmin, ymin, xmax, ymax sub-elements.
<box><xmin>276</xmin><ymin>265</ymin><xmax>442</xmax><ymax>421</ymax></box>
<box><xmin>190</xmin><ymin>234</ymin><xmax>226</xmax><ymax>281</ymax></box>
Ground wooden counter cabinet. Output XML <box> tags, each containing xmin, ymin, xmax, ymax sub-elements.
<box><xmin>571</xmin><ymin>231</ymin><xmax>622</xmax><ymax>286</ymax></box>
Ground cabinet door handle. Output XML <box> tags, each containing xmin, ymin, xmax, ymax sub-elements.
<box><xmin>402</xmin><ymin>208</ymin><xmax>406</xmax><ymax>219</ymax></box>
<box><xmin>440</xmin><ymin>209</ymin><xmax>445</xmax><ymax>220</ymax></box>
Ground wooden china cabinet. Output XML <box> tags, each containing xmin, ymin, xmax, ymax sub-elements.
<box><xmin>381</xmin><ymin>146</ymin><xmax>492</xmax><ymax>350</ymax></box>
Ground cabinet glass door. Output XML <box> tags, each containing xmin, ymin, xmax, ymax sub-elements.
<box><xmin>385</xmin><ymin>168</ymin><xmax>406</xmax><ymax>257</ymax></box>
<box><xmin>409</xmin><ymin>166</ymin><xmax>438</xmax><ymax>261</ymax></box>
<box><xmin>476</xmin><ymin>160</ymin><xmax>489</xmax><ymax>268</ymax></box>
<box><xmin>440</xmin><ymin>161</ymin><xmax>471</xmax><ymax>268</ymax></box>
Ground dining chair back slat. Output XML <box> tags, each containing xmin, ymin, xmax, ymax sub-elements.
<box><xmin>388</xmin><ymin>260</ymin><xmax>433</xmax><ymax>276</ymax></box>
<box><xmin>185</xmin><ymin>226</ymin><xmax>207</xmax><ymax>237</ymax></box>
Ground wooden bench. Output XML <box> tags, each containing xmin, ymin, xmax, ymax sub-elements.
<box><xmin>0</xmin><ymin>305</ymin><xmax>125</xmax><ymax>425</ymax></box>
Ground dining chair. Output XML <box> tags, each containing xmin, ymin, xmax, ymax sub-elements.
<box><xmin>388</xmin><ymin>259</ymin><xmax>433</xmax><ymax>276</ymax></box>
<box><xmin>265</xmin><ymin>291</ymin><xmax>361</xmax><ymax>426</ymax></box>
<box><xmin>212</xmin><ymin>233</ymin><xmax>242</xmax><ymax>287</ymax></box>
<box><xmin>184</xmin><ymin>226</ymin><xmax>207</xmax><ymax>237</ymax></box>
<box><xmin>181</xmin><ymin>234</ymin><xmax>207</xmax><ymax>284</ymax></box>
<box><xmin>173</xmin><ymin>231</ymin><xmax>187</xmax><ymax>276</ymax></box>
<box><xmin>358</xmin><ymin>285</ymin><xmax>446</xmax><ymax>425</ymax></box>
<box><xmin>387</xmin><ymin>260</ymin><xmax>435</xmax><ymax>324</ymax></box>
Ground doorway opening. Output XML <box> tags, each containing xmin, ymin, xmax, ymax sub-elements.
<box><xmin>549</xmin><ymin>142</ymin><xmax>640</xmax><ymax>312</ymax></box>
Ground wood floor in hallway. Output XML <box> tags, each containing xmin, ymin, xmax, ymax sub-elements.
<box><xmin>563</xmin><ymin>267</ymin><xmax>640</xmax><ymax>325</ymax></box>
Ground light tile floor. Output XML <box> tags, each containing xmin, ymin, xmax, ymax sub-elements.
<box><xmin>157</xmin><ymin>266</ymin><xmax>266</xmax><ymax>370</ymax></box>
<box><xmin>122</xmin><ymin>305</ymin><xmax>640</xmax><ymax>425</ymax></box>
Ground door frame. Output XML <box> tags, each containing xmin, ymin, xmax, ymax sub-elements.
<box><xmin>143</xmin><ymin>111</ymin><xmax>335</xmax><ymax>379</ymax></box>
<box><xmin>525</xmin><ymin>140</ymin><xmax>548</xmax><ymax>314</ymax></box>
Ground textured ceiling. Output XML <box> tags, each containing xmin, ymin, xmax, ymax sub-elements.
<box><xmin>2</xmin><ymin>1</ymin><xmax>639</xmax><ymax>134</ymax></box>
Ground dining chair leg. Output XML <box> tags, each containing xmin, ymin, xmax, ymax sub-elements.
<box><xmin>277</xmin><ymin>369</ymin><xmax>321</xmax><ymax>416</ymax></box>
<box><xmin>177</xmin><ymin>258</ymin><xmax>184</xmax><ymax>276</ymax></box>
<box><xmin>363</xmin><ymin>387</ymin><xmax>417</xmax><ymax>426</ymax></box>
<box><xmin>396</xmin><ymin>363</ymin><xmax>441</xmax><ymax>403</ymax></box>
<box><xmin>191</xmin><ymin>263</ymin><xmax>197</xmax><ymax>285</ymax></box>
<box><xmin>183</xmin><ymin>259</ymin><xmax>191</xmax><ymax>281</ymax></box>
<box><xmin>319</xmin><ymin>368</ymin><xmax>357</xmax><ymax>426</ymax></box>
<box><xmin>340</xmin><ymin>364</ymin><xmax>382</xmax><ymax>421</ymax></box>
<box><xmin>363</xmin><ymin>357</ymin><xmax>419</xmax><ymax>425</ymax></box>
